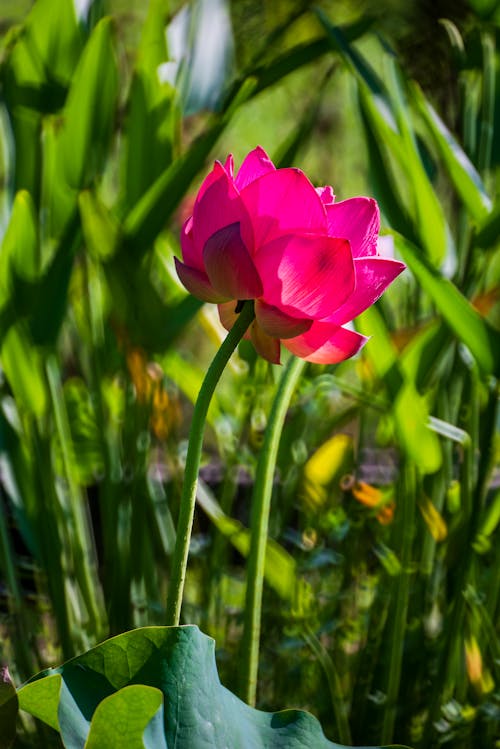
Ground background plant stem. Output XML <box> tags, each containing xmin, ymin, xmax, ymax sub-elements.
<box><xmin>303</xmin><ymin>624</ymin><xmax>353</xmax><ymax>745</ymax></box>
<box><xmin>381</xmin><ymin>460</ymin><xmax>416</xmax><ymax>744</ymax></box>
<box><xmin>165</xmin><ymin>301</ymin><xmax>255</xmax><ymax>626</ymax></box>
<box><xmin>240</xmin><ymin>355</ymin><xmax>305</xmax><ymax>707</ymax></box>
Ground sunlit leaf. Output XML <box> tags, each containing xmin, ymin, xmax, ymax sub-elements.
<box><xmin>250</xmin><ymin>17</ymin><xmax>372</xmax><ymax>97</ymax></box>
<box><xmin>273</xmin><ymin>71</ymin><xmax>332</xmax><ymax>168</ymax></box>
<box><xmin>385</xmin><ymin>60</ymin><xmax>453</xmax><ymax>269</ymax></box>
<box><xmin>24</xmin><ymin>0</ymin><xmax>83</xmax><ymax>86</ymax></box>
<box><xmin>62</xmin><ymin>378</ymin><xmax>104</xmax><ymax>485</ymax></box>
<box><xmin>394</xmin><ymin>232</ymin><xmax>500</xmax><ymax>376</ymax></box>
<box><xmin>439</xmin><ymin>19</ymin><xmax>466</xmax><ymax>60</ymax></box>
<box><xmin>2</xmin><ymin>0</ymin><xmax>80</xmax><ymax>114</ymax></box>
<box><xmin>359</xmin><ymin>104</ymin><xmax>415</xmax><ymax>240</ymax></box>
<box><xmin>85</xmin><ymin>686</ymin><xmax>166</xmax><ymax>749</ymax></box>
<box><xmin>0</xmin><ymin>190</ymin><xmax>39</xmax><ymax>307</ymax></box>
<box><xmin>61</xmin><ymin>18</ymin><xmax>118</xmax><ymax>188</ymax></box>
<box><xmin>1</xmin><ymin>322</ymin><xmax>47</xmax><ymax>416</ymax></box>
<box><xmin>5</xmin><ymin>100</ymin><xmax>41</xmax><ymax>206</ymax></box>
<box><xmin>18</xmin><ymin>626</ymin><xmax>408</xmax><ymax>748</ymax></box>
<box><xmin>358</xmin><ymin>306</ymin><xmax>442</xmax><ymax>474</ymax></box>
<box><xmin>399</xmin><ymin>320</ymin><xmax>452</xmax><ymax>392</ymax></box>
<box><xmin>41</xmin><ymin>116</ymin><xmax>77</xmax><ymax>240</ymax></box>
<box><xmin>18</xmin><ymin>673</ymin><xmax>61</xmax><ymax>732</ymax></box>
<box><xmin>79</xmin><ymin>190</ymin><xmax>119</xmax><ymax>261</ymax></box>
<box><xmin>411</xmin><ymin>81</ymin><xmax>492</xmax><ymax>220</ymax></box>
<box><xmin>122</xmin><ymin>0</ymin><xmax>177</xmax><ymax>210</ymax></box>
<box><xmin>317</xmin><ymin>11</ymin><xmax>451</xmax><ymax>267</ymax></box>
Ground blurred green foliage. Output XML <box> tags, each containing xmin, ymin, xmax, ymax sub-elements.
<box><xmin>0</xmin><ymin>0</ymin><xmax>498</xmax><ymax>747</ymax></box>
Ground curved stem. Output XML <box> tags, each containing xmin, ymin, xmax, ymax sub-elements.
<box><xmin>240</xmin><ymin>355</ymin><xmax>305</xmax><ymax>706</ymax></box>
<box><xmin>166</xmin><ymin>301</ymin><xmax>255</xmax><ymax>626</ymax></box>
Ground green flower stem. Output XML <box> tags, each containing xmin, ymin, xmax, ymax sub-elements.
<box><xmin>241</xmin><ymin>355</ymin><xmax>305</xmax><ymax>707</ymax></box>
<box><xmin>166</xmin><ymin>300</ymin><xmax>255</xmax><ymax>626</ymax></box>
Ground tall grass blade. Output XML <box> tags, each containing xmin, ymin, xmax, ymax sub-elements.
<box><xmin>394</xmin><ymin>233</ymin><xmax>500</xmax><ymax>376</ymax></box>
<box><xmin>410</xmin><ymin>81</ymin><xmax>492</xmax><ymax>220</ymax></box>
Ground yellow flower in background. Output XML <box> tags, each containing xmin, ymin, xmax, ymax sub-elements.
<box><xmin>465</xmin><ymin>636</ymin><xmax>494</xmax><ymax>694</ymax></box>
<box><xmin>418</xmin><ymin>495</ymin><xmax>447</xmax><ymax>542</ymax></box>
<box><xmin>302</xmin><ymin>434</ymin><xmax>353</xmax><ymax>509</ymax></box>
<box><xmin>302</xmin><ymin>437</ymin><xmax>394</xmax><ymax>524</ymax></box>
<box><xmin>126</xmin><ymin>348</ymin><xmax>152</xmax><ymax>403</ymax></box>
<box><xmin>126</xmin><ymin>347</ymin><xmax>179</xmax><ymax>440</ymax></box>
<box><xmin>351</xmin><ymin>481</ymin><xmax>395</xmax><ymax>525</ymax></box>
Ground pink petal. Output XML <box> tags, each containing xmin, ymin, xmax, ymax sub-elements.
<box><xmin>254</xmin><ymin>233</ymin><xmax>355</xmax><ymax>319</ymax></box>
<box><xmin>175</xmin><ymin>258</ymin><xmax>229</xmax><ymax>303</ymax></box>
<box><xmin>316</xmin><ymin>185</ymin><xmax>335</xmax><ymax>205</ymax></box>
<box><xmin>235</xmin><ymin>146</ymin><xmax>275</xmax><ymax>191</ymax></box>
<box><xmin>250</xmin><ymin>320</ymin><xmax>281</xmax><ymax>364</ymax></box>
<box><xmin>283</xmin><ymin>321</ymin><xmax>368</xmax><ymax>364</ymax></box>
<box><xmin>218</xmin><ymin>301</ymin><xmax>251</xmax><ymax>340</ymax></box>
<box><xmin>255</xmin><ymin>299</ymin><xmax>312</xmax><ymax>339</ymax></box>
<box><xmin>224</xmin><ymin>154</ymin><xmax>234</xmax><ymax>179</ymax></box>
<box><xmin>203</xmin><ymin>223</ymin><xmax>263</xmax><ymax>300</ymax></box>
<box><xmin>219</xmin><ymin>303</ymin><xmax>280</xmax><ymax>361</ymax></box>
<box><xmin>240</xmin><ymin>168</ymin><xmax>327</xmax><ymax>248</ymax></box>
<box><xmin>326</xmin><ymin>197</ymin><xmax>380</xmax><ymax>258</ymax></box>
<box><xmin>197</xmin><ymin>160</ymin><xmax>227</xmax><ymax>203</ymax></box>
<box><xmin>218</xmin><ymin>300</ymin><xmax>237</xmax><ymax>330</ymax></box>
<box><xmin>192</xmin><ymin>162</ymin><xmax>253</xmax><ymax>259</ymax></box>
<box><xmin>180</xmin><ymin>217</ymin><xmax>204</xmax><ymax>271</ymax></box>
<box><xmin>326</xmin><ymin>257</ymin><xmax>406</xmax><ymax>325</ymax></box>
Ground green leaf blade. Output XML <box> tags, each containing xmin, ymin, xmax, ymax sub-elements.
<box><xmin>411</xmin><ymin>81</ymin><xmax>492</xmax><ymax>221</ymax></box>
<box><xmin>0</xmin><ymin>189</ymin><xmax>39</xmax><ymax>307</ymax></box>
<box><xmin>317</xmin><ymin>11</ymin><xmax>451</xmax><ymax>267</ymax></box>
<box><xmin>394</xmin><ymin>233</ymin><xmax>500</xmax><ymax>376</ymax></box>
<box><xmin>1</xmin><ymin>323</ymin><xmax>48</xmax><ymax>416</ymax></box>
<box><xmin>18</xmin><ymin>673</ymin><xmax>62</xmax><ymax>732</ymax></box>
<box><xmin>18</xmin><ymin>626</ymin><xmax>409</xmax><ymax>748</ymax></box>
<box><xmin>61</xmin><ymin>18</ymin><xmax>118</xmax><ymax>189</ymax></box>
<box><xmin>85</xmin><ymin>685</ymin><xmax>166</xmax><ymax>749</ymax></box>
<box><xmin>358</xmin><ymin>306</ymin><xmax>442</xmax><ymax>475</ymax></box>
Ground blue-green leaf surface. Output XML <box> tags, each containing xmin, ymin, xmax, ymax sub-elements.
<box><xmin>18</xmin><ymin>626</ymin><xmax>409</xmax><ymax>749</ymax></box>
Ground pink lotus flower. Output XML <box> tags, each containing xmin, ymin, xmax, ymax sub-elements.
<box><xmin>175</xmin><ymin>146</ymin><xmax>405</xmax><ymax>364</ymax></box>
